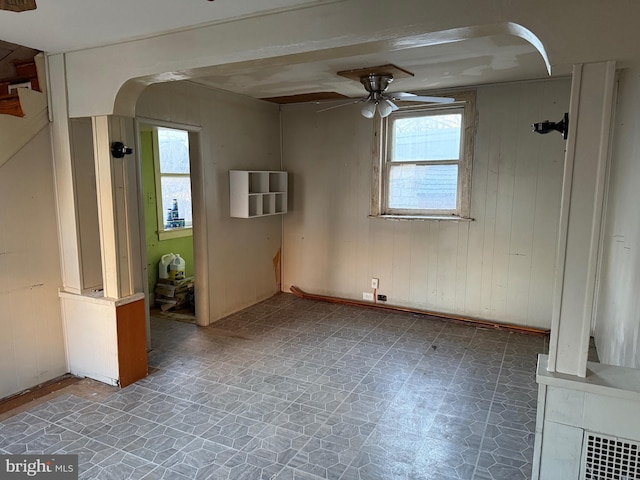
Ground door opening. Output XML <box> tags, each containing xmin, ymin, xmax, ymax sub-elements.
<box><xmin>139</xmin><ymin>122</ymin><xmax>196</xmax><ymax>325</ymax></box>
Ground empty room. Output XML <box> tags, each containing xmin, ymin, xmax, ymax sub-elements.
<box><xmin>1</xmin><ymin>1</ymin><xmax>640</xmax><ymax>479</ymax></box>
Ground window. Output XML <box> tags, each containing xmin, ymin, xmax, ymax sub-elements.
<box><xmin>153</xmin><ymin>127</ymin><xmax>193</xmax><ymax>239</ymax></box>
<box><xmin>373</xmin><ymin>91</ymin><xmax>475</xmax><ymax>219</ymax></box>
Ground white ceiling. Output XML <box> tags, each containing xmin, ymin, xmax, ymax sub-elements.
<box><xmin>0</xmin><ymin>0</ymin><xmax>550</xmax><ymax>101</ymax></box>
<box><xmin>0</xmin><ymin>0</ymin><xmax>335</xmax><ymax>53</ymax></box>
<box><xmin>189</xmin><ymin>34</ymin><xmax>549</xmax><ymax>100</ymax></box>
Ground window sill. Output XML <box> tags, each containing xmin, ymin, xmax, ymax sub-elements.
<box><xmin>369</xmin><ymin>215</ymin><xmax>474</xmax><ymax>222</ymax></box>
<box><xmin>158</xmin><ymin>226</ymin><xmax>193</xmax><ymax>240</ymax></box>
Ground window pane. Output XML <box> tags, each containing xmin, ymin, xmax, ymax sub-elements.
<box><xmin>392</xmin><ymin>113</ymin><xmax>462</xmax><ymax>161</ymax></box>
<box><xmin>388</xmin><ymin>164</ymin><xmax>458</xmax><ymax>210</ymax></box>
<box><xmin>158</xmin><ymin>127</ymin><xmax>190</xmax><ymax>174</ymax></box>
<box><xmin>161</xmin><ymin>177</ymin><xmax>192</xmax><ymax>229</ymax></box>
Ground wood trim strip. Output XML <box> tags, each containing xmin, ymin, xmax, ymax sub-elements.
<box><xmin>290</xmin><ymin>285</ymin><xmax>549</xmax><ymax>336</ymax></box>
<box><xmin>0</xmin><ymin>375</ymin><xmax>80</xmax><ymax>415</ymax></box>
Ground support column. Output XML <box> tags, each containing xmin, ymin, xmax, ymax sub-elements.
<box><xmin>547</xmin><ymin>61</ymin><xmax>617</xmax><ymax>376</ymax></box>
<box><xmin>92</xmin><ymin>115</ymin><xmax>142</xmax><ymax>299</ymax></box>
<box><xmin>49</xmin><ymin>54</ymin><xmax>83</xmax><ymax>294</ymax></box>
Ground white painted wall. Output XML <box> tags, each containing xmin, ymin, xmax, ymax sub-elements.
<box><xmin>282</xmin><ymin>78</ymin><xmax>570</xmax><ymax>328</ymax></box>
<box><xmin>595</xmin><ymin>67</ymin><xmax>640</xmax><ymax>369</ymax></box>
<box><xmin>0</xmin><ymin>126</ymin><xmax>67</xmax><ymax>399</ymax></box>
<box><xmin>136</xmin><ymin>81</ymin><xmax>283</xmax><ymax>321</ymax></box>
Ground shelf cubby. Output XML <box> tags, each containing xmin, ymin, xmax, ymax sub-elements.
<box><xmin>230</xmin><ymin>170</ymin><xmax>288</xmax><ymax>218</ymax></box>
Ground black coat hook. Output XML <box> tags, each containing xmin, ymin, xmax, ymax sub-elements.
<box><xmin>532</xmin><ymin>113</ymin><xmax>569</xmax><ymax>140</ymax></box>
<box><xmin>111</xmin><ymin>141</ymin><xmax>134</xmax><ymax>158</ymax></box>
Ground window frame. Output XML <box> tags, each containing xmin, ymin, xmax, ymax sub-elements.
<box><xmin>152</xmin><ymin>126</ymin><xmax>194</xmax><ymax>240</ymax></box>
<box><xmin>372</xmin><ymin>91</ymin><xmax>476</xmax><ymax>220</ymax></box>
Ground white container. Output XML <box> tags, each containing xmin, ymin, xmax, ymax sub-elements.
<box><xmin>158</xmin><ymin>253</ymin><xmax>175</xmax><ymax>280</ymax></box>
<box><xmin>169</xmin><ymin>254</ymin><xmax>185</xmax><ymax>281</ymax></box>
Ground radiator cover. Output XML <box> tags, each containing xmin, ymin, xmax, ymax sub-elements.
<box><xmin>582</xmin><ymin>432</ymin><xmax>640</xmax><ymax>480</ymax></box>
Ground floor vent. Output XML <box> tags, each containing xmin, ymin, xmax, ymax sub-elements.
<box><xmin>582</xmin><ymin>432</ymin><xmax>640</xmax><ymax>479</ymax></box>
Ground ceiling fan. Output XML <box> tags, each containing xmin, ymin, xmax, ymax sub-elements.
<box><xmin>320</xmin><ymin>73</ymin><xmax>455</xmax><ymax>118</ymax></box>
<box><xmin>0</xmin><ymin>0</ymin><xmax>36</xmax><ymax>12</ymax></box>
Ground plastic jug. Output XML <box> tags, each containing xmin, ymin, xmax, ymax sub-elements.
<box><xmin>159</xmin><ymin>253</ymin><xmax>175</xmax><ymax>280</ymax></box>
<box><xmin>169</xmin><ymin>254</ymin><xmax>186</xmax><ymax>281</ymax></box>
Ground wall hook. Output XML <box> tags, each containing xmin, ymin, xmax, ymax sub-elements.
<box><xmin>111</xmin><ymin>141</ymin><xmax>134</xmax><ymax>158</ymax></box>
<box><xmin>532</xmin><ymin>113</ymin><xmax>569</xmax><ymax>140</ymax></box>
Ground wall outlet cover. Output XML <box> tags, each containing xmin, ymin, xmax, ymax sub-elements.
<box><xmin>371</xmin><ymin>278</ymin><xmax>379</xmax><ymax>289</ymax></box>
<box><xmin>362</xmin><ymin>292</ymin><xmax>374</xmax><ymax>301</ymax></box>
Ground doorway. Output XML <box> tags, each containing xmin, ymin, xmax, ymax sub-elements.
<box><xmin>138</xmin><ymin>121</ymin><xmax>197</xmax><ymax>324</ymax></box>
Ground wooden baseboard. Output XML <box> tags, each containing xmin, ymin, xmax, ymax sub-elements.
<box><xmin>0</xmin><ymin>374</ymin><xmax>81</xmax><ymax>416</ymax></box>
<box><xmin>289</xmin><ymin>285</ymin><xmax>549</xmax><ymax>336</ymax></box>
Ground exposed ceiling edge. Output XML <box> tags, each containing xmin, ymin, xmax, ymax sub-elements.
<box><xmin>262</xmin><ymin>92</ymin><xmax>348</xmax><ymax>104</ymax></box>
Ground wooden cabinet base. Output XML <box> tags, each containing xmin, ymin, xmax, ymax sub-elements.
<box><xmin>116</xmin><ymin>299</ymin><xmax>148</xmax><ymax>387</ymax></box>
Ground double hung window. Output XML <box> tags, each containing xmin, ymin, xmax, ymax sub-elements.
<box><xmin>373</xmin><ymin>91</ymin><xmax>475</xmax><ymax>219</ymax></box>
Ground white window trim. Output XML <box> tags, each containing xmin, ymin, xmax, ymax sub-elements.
<box><xmin>152</xmin><ymin>127</ymin><xmax>194</xmax><ymax>240</ymax></box>
<box><xmin>371</xmin><ymin>90</ymin><xmax>476</xmax><ymax>220</ymax></box>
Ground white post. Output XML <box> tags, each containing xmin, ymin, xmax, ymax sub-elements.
<box><xmin>49</xmin><ymin>54</ymin><xmax>83</xmax><ymax>294</ymax></box>
<box><xmin>92</xmin><ymin>116</ymin><xmax>140</xmax><ymax>299</ymax></box>
<box><xmin>547</xmin><ymin>61</ymin><xmax>617</xmax><ymax>376</ymax></box>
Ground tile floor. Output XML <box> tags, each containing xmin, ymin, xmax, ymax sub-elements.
<box><xmin>0</xmin><ymin>293</ymin><xmax>549</xmax><ymax>479</ymax></box>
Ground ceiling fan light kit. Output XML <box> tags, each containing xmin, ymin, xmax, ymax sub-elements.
<box><xmin>379</xmin><ymin>99</ymin><xmax>397</xmax><ymax>117</ymax></box>
<box><xmin>361</xmin><ymin>100</ymin><xmax>377</xmax><ymax>118</ymax></box>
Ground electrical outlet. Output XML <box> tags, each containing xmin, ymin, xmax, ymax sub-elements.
<box><xmin>377</xmin><ymin>294</ymin><xmax>387</xmax><ymax>302</ymax></box>
<box><xmin>371</xmin><ymin>278</ymin><xmax>379</xmax><ymax>289</ymax></box>
<box><xmin>362</xmin><ymin>292</ymin><xmax>374</xmax><ymax>301</ymax></box>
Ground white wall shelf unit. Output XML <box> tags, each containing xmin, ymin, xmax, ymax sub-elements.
<box><xmin>230</xmin><ymin>170</ymin><xmax>288</xmax><ymax>218</ymax></box>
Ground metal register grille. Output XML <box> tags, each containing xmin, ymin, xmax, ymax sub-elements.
<box><xmin>583</xmin><ymin>433</ymin><xmax>640</xmax><ymax>479</ymax></box>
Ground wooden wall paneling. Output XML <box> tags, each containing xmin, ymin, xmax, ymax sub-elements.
<box><xmin>464</xmin><ymin>102</ymin><xmax>489</xmax><ymax>319</ymax></box>
<box><xmin>455</xmin><ymin>222</ymin><xmax>470</xmax><ymax>313</ymax></box>
<box><xmin>70</xmin><ymin>118</ymin><xmax>103</xmax><ymax>292</ymax></box>
<box><xmin>478</xmin><ymin>90</ymin><xmax>500</xmax><ymax>320</ymax></box>
<box><xmin>506</xmin><ymin>84</ymin><xmax>541</xmax><ymax>325</ymax></box>
<box><xmin>528</xmin><ymin>80</ymin><xmax>571</xmax><ymax>327</ymax></box>
<box><xmin>13</xmin><ymin>290</ymin><xmax>37</xmax><ymax>389</ymax></box>
<box><xmin>492</xmin><ymin>85</ymin><xmax>518</xmax><ymax>322</ymax></box>
<box><xmin>437</xmin><ymin>220</ymin><xmax>459</xmax><ymax>312</ymax></box>
<box><xmin>390</xmin><ymin>221</ymin><xmax>412</xmax><ymax>304</ymax></box>
<box><xmin>594</xmin><ymin>67</ymin><xmax>640</xmax><ymax>368</ymax></box>
<box><xmin>420</xmin><ymin>223</ymin><xmax>434</xmax><ymax>308</ymax></box>
<box><xmin>0</xmin><ymin>126</ymin><xmax>66</xmax><ymax>399</ymax></box>
<box><xmin>409</xmin><ymin>222</ymin><xmax>429</xmax><ymax>306</ymax></box>
<box><xmin>370</xmin><ymin>220</ymin><xmax>394</xmax><ymax>300</ymax></box>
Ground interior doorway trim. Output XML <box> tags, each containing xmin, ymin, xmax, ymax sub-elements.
<box><xmin>135</xmin><ymin>117</ymin><xmax>209</xmax><ymax>340</ymax></box>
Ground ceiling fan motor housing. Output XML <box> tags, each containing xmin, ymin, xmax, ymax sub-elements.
<box><xmin>360</xmin><ymin>74</ymin><xmax>394</xmax><ymax>94</ymax></box>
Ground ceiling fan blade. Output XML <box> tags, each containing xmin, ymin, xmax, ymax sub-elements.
<box><xmin>0</xmin><ymin>0</ymin><xmax>37</xmax><ymax>12</ymax></box>
<box><xmin>317</xmin><ymin>99</ymin><xmax>365</xmax><ymax>113</ymax></box>
<box><xmin>391</xmin><ymin>92</ymin><xmax>455</xmax><ymax>104</ymax></box>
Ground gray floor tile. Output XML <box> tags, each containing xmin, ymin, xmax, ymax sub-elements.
<box><xmin>4</xmin><ymin>423</ymin><xmax>83</xmax><ymax>454</ymax></box>
<box><xmin>0</xmin><ymin>412</ymin><xmax>53</xmax><ymax>449</ymax></box>
<box><xmin>412</xmin><ymin>437</ymin><xmax>479</xmax><ymax>480</ymax></box>
<box><xmin>27</xmin><ymin>394</ymin><xmax>93</xmax><ymax>423</ymax></box>
<box><xmin>0</xmin><ymin>293</ymin><xmax>545</xmax><ymax>480</ymax></box>
<box><xmin>272</xmin><ymin>466</ymin><xmax>326</xmax><ymax>479</ymax></box>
